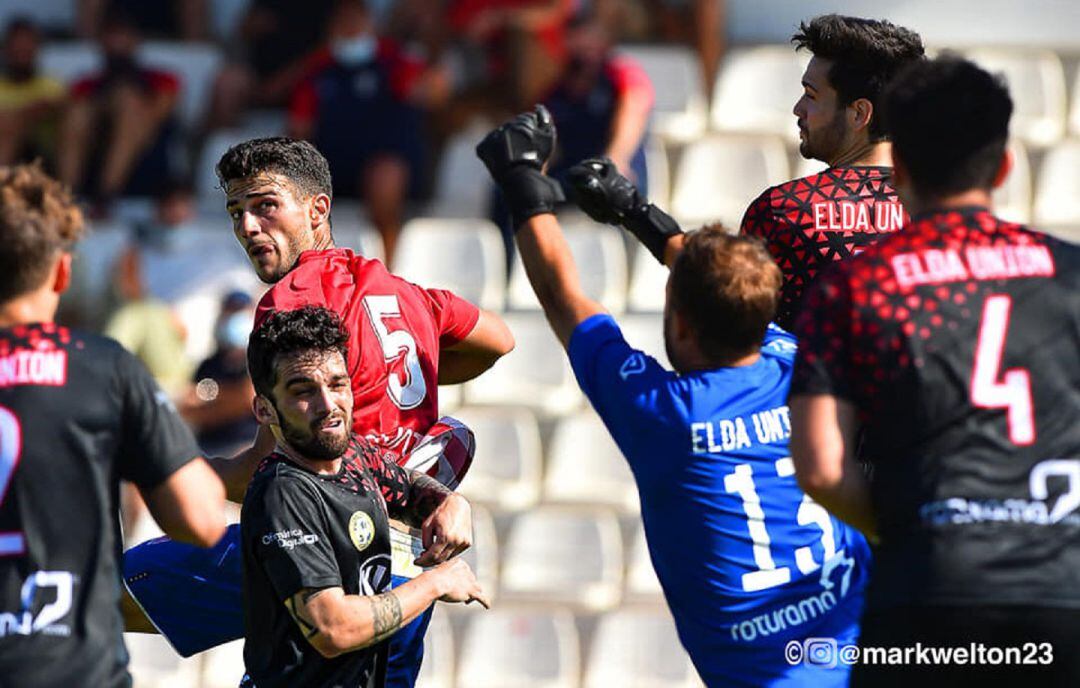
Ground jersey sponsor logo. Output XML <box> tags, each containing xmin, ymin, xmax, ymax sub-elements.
<box><xmin>619</xmin><ymin>352</ymin><xmax>647</xmax><ymax>380</ymax></box>
<box><xmin>891</xmin><ymin>244</ymin><xmax>1055</xmax><ymax>289</ymax></box>
<box><xmin>813</xmin><ymin>201</ymin><xmax>903</xmax><ymax>234</ymax></box>
<box><xmin>358</xmin><ymin>554</ymin><xmax>393</xmax><ymax>596</ymax></box>
<box><xmin>348</xmin><ymin>511</ymin><xmax>376</xmax><ymax>552</ymax></box>
<box><xmin>261</xmin><ymin>528</ymin><xmax>319</xmax><ymax>549</ymax></box>
<box><xmin>0</xmin><ymin>350</ymin><xmax>67</xmax><ymax>388</ymax></box>
<box><xmin>0</xmin><ymin>571</ymin><xmax>74</xmax><ymax>638</ymax></box>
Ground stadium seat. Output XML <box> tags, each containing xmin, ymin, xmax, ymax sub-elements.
<box><xmin>65</xmin><ymin>220</ymin><xmax>131</xmax><ymax>329</ymax></box>
<box><xmin>669</xmin><ymin>135</ymin><xmax>790</xmax><ymax>228</ymax></box>
<box><xmin>625</xmin><ymin>523</ymin><xmax>664</xmax><ymax>602</ymax></box>
<box><xmin>710</xmin><ymin>46</ymin><xmax>808</xmax><ymax>141</ymax></box>
<box><xmin>993</xmin><ymin>141</ymin><xmax>1033</xmax><ymax>224</ymax></box>
<box><xmin>965</xmin><ymin>48</ymin><xmax>1067</xmax><ymax>147</ymax></box>
<box><xmin>196</xmin><ymin>124</ymin><xmax>286</xmax><ymax>211</ymax></box>
<box><xmin>394</xmin><ymin>218</ymin><xmax>507</xmax><ymax>311</ymax></box>
<box><xmin>456</xmin><ymin>607</ymin><xmax>581</xmax><ymax>688</ymax></box>
<box><xmin>463</xmin><ymin>313</ymin><xmax>583</xmax><ymax>417</ymax></box>
<box><xmin>644</xmin><ymin>135</ymin><xmax>672</xmax><ymax>209</ymax></box>
<box><xmin>124</xmin><ymin>633</ymin><xmax>202</xmax><ymax>688</ymax></box>
<box><xmin>1033</xmin><ymin>139</ymin><xmax>1080</xmax><ymax>241</ymax></box>
<box><xmin>453</xmin><ymin>407</ymin><xmax>543</xmax><ymax>511</ymax></box>
<box><xmin>501</xmin><ymin>506</ymin><xmax>624</xmax><ymax>610</ymax></box>
<box><xmin>626</xmin><ymin>243</ymin><xmax>667</xmax><ymax>313</ymax></box>
<box><xmin>141</xmin><ymin>42</ymin><xmax>223</xmax><ymax>129</ymax></box>
<box><xmin>584</xmin><ymin>608</ymin><xmax>700</xmax><ymax>688</ymax></box>
<box><xmin>437</xmin><ymin>383</ymin><xmax>463</xmax><ymax>414</ymax></box>
<box><xmin>209</xmin><ymin>0</ymin><xmax>251</xmax><ymax>40</ymax></box>
<box><xmin>0</xmin><ymin>0</ymin><xmax>75</xmax><ymax>34</ymax></box>
<box><xmin>457</xmin><ymin>503</ymin><xmax>500</xmax><ymax>598</ymax></box>
<box><xmin>617</xmin><ymin>45</ymin><xmax>708</xmax><ymax>141</ymax></box>
<box><xmin>544</xmin><ymin>411</ymin><xmax>639</xmax><ymax>513</ymax></box>
<box><xmin>428</xmin><ymin>120</ymin><xmax>496</xmax><ymax>218</ymax></box>
<box><xmin>199</xmin><ymin>639</ymin><xmax>246</xmax><ymax>688</ymax></box>
<box><xmin>416</xmin><ymin>607</ymin><xmax>455</xmax><ymax>688</ymax></box>
<box><xmin>617</xmin><ymin>312</ymin><xmax>670</xmax><ymax>369</ymax></box>
<box><xmin>332</xmin><ymin>217</ymin><xmax>386</xmax><ymax>263</ymax></box>
<box><xmin>507</xmin><ymin>222</ymin><xmax>628</xmax><ymax>314</ymax></box>
<box><xmin>1071</xmin><ymin>67</ymin><xmax>1080</xmax><ymax>137</ymax></box>
<box><xmin>39</xmin><ymin>41</ymin><xmax>100</xmax><ymax>84</ymax></box>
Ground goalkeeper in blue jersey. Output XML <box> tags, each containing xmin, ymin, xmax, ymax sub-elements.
<box><xmin>476</xmin><ymin>107</ymin><xmax>872</xmax><ymax>687</ymax></box>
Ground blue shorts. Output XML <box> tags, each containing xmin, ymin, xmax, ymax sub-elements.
<box><xmin>123</xmin><ymin>525</ymin><xmax>431</xmax><ymax>687</ymax></box>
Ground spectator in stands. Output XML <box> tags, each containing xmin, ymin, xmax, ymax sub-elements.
<box><xmin>288</xmin><ymin>0</ymin><xmax>451</xmax><ymax>265</ymax></box>
<box><xmin>0</xmin><ymin>18</ymin><xmax>66</xmax><ymax>169</ymax></box>
<box><xmin>178</xmin><ymin>291</ymin><xmax>258</xmax><ymax>457</ymax></box>
<box><xmin>202</xmin><ymin>0</ymin><xmax>337</xmax><ymax>132</ymax></box>
<box><xmin>77</xmin><ymin>0</ymin><xmax>209</xmax><ymax>41</ymax></box>
<box><xmin>58</xmin><ymin>9</ymin><xmax>181</xmax><ymax>203</ymax></box>
<box><xmin>543</xmin><ymin>7</ymin><xmax>654</xmax><ymax>193</ymax></box>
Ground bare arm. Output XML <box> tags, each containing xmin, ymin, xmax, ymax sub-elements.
<box><xmin>789</xmin><ymin>394</ymin><xmax>877</xmax><ymax>540</ymax></box>
<box><xmin>178</xmin><ymin>378</ymin><xmax>255</xmax><ymax>433</ymax></box>
<box><xmin>140</xmin><ymin>458</ymin><xmax>227</xmax><ymax>547</ymax></box>
<box><xmin>605</xmin><ymin>87</ymin><xmax>652</xmax><ymax>179</ymax></box>
<box><xmin>207</xmin><ymin>424</ymin><xmax>277</xmax><ymax>503</ymax></box>
<box><xmin>437</xmin><ymin>309</ymin><xmax>515</xmax><ymax>384</ymax></box>
<box><xmin>516</xmin><ymin>214</ymin><xmax>606</xmax><ymax>348</ymax></box>
<box><xmin>288</xmin><ymin>558</ymin><xmax>488</xmax><ymax>658</ymax></box>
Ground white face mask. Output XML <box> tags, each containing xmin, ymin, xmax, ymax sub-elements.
<box><xmin>215</xmin><ymin>311</ymin><xmax>252</xmax><ymax>350</ymax></box>
<box><xmin>332</xmin><ymin>35</ymin><xmax>377</xmax><ymax>66</ymax></box>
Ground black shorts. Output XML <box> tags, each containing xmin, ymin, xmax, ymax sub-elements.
<box><xmin>851</xmin><ymin>604</ymin><xmax>1080</xmax><ymax>687</ymax></box>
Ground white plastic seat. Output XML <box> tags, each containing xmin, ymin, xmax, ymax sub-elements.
<box><xmin>457</xmin><ymin>503</ymin><xmax>500</xmax><ymax>598</ymax></box>
<box><xmin>626</xmin><ymin>243</ymin><xmax>668</xmax><ymax>313</ymax></box>
<box><xmin>585</xmin><ymin>608</ymin><xmax>699</xmax><ymax>688</ymax></box>
<box><xmin>617</xmin><ymin>312</ymin><xmax>670</xmax><ymax>369</ymax></box>
<box><xmin>0</xmin><ymin>1</ymin><xmax>75</xmax><ymax>33</ymax></box>
<box><xmin>644</xmin><ymin>135</ymin><xmax>671</xmax><ymax>209</ymax></box>
<box><xmin>416</xmin><ymin>606</ymin><xmax>455</xmax><ymax>688</ymax></box>
<box><xmin>617</xmin><ymin>45</ymin><xmax>707</xmax><ymax>141</ymax></box>
<box><xmin>1033</xmin><ymin>139</ymin><xmax>1080</xmax><ymax>239</ymax></box>
<box><xmin>332</xmin><ymin>217</ymin><xmax>386</xmax><ymax>263</ymax></box>
<box><xmin>501</xmin><ymin>506</ymin><xmax>623</xmax><ymax>610</ymax></box>
<box><xmin>1071</xmin><ymin>67</ymin><xmax>1080</xmax><ymax>137</ymax></box>
<box><xmin>39</xmin><ymin>42</ymin><xmax>100</xmax><ymax>85</ymax></box>
<box><xmin>966</xmin><ymin>48</ymin><xmax>1067</xmax><ymax>147</ymax></box>
<box><xmin>508</xmin><ymin>223</ymin><xmax>628</xmax><ymax>314</ymax></box>
<box><xmin>124</xmin><ymin>633</ymin><xmax>202</xmax><ymax>688</ymax></box>
<box><xmin>454</xmin><ymin>407</ymin><xmax>543</xmax><ymax>511</ymax></box>
<box><xmin>670</xmin><ymin>135</ymin><xmax>790</xmax><ymax>228</ymax></box>
<box><xmin>544</xmin><ymin>411</ymin><xmax>638</xmax><ymax>513</ymax></box>
<box><xmin>437</xmin><ymin>383</ymin><xmax>463</xmax><ymax>414</ymax></box>
<box><xmin>456</xmin><ymin>607</ymin><xmax>580</xmax><ymax>688</ymax></box>
<box><xmin>199</xmin><ymin>639</ymin><xmax>246</xmax><ymax>688</ymax></box>
<box><xmin>711</xmin><ymin>46</ymin><xmax>808</xmax><ymax>141</ymax></box>
<box><xmin>625</xmin><ymin>522</ymin><xmax>664</xmax><ymax>601</ymax></box>
<box><xmin>463</xmin><ymin>313</ymin><xmax>582</xmax><ymax>416</ymax></box>
<box><xmin>428</xmin><ymin>120</ymin><xmax>496</xmax><ymax>218</ymax></box>
<box><xmin>394</xmin><ymin>218</ymin><xmax>507</xmax><ymax>311</ymax></box>
<box><xmin>993</xmin><ymin>141</ymin><xmax>1033</xmax><ymax>224</ymax></box>
<box><xmin>66</xmin><ymin>221</ymin><xmax>131</xmax><ymax>327</ymax></box>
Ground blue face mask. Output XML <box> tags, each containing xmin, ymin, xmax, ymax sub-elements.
<box><xmin>215</xmin><ymin>311</ymin><xmax>251</xmax><ymax>350</ymax></box>
<box><xmin>332</xmin><ymin>35</ymin><xmax>377</xmax><ymax>66</ymax></box>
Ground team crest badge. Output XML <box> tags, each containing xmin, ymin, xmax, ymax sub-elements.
<box><xmin>349</xmin><ymin>511</ymin><xmax>375</xmax><ymax>552</ymax></box>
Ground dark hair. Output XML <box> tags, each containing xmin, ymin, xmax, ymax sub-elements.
<box><xmin>4</xmin><ymin>16</ymin><xmax>39</xmax><ymax>40</ymax></box>
<box><xmin>884</xmin><ymin>56</ymin><xmax>1012</xmax><ymax>197</ymax></box>
<box><xmin>247</xmin><ymin>306</ymin><xmax>350</xmax><ymax>400</ymax></box>
<box><xmin>0</xmin><ymin>164</ymin><xmax>85</xmax><ymax>303</ymax></box>
<box><xmin>670</xmin><ymin>227</ymin><xmax>782</xmax><ymax>360</ymax></box>
<box><xmin>216</xmin><ymin>137</ymin><xmax>333</xmax><ymax>200</ymax></box>
<box><xmin>792</xmin><ymin>14</ymin><xmax>925</xmax><ymax>141</ymax></box>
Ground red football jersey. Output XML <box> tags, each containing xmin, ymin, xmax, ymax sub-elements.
<box><xmin>255</xmin><ymin>249</ymin><xmax>480</xmax><ymax>461</ymax></box>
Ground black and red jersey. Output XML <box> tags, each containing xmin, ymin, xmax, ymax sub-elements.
<box><xmin>791</xmin><ymin>207</ymin><xmax>1080</xmax><ymax>612</ymax></box>
<box><xmin>740</xmin><ymin>166</ymin><xmax>906</xmax><ymax>329</ymax></box>
<box><xmin>0</xmin><ymin>323</ymin><xmax>200</xmax><ymax>687</ymax></box>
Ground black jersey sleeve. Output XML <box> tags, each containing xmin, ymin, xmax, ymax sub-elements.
<box><xmin>115</xmin><ymin>347</ymin><xmax>202</xmax><ymax>489</ymax></box>
<box><xmin>250</xmin><ymin>476</ymin><xmax>342</xmax><ymax>600</ymax></box>
<box><xmin>372</xmin><ymin>454</ymin><xmax>412</xmax><ymax>514</ymax></box>
<box><xmin>790</xmin><ymin>263</ymin><xmax>855</xmax><ymax>400</ymax></box>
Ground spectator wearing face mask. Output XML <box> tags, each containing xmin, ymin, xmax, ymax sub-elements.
<box><xmin>288</xmin><ymin>0</ymin><xmax>450</xmax><ymax>266</ymax></box>
<box><xmin>178</xmin><ymin>291</ymin><xmax>258</xmax><ymax>457</ymax></box>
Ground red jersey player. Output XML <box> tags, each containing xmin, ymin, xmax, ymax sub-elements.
<box><xmin>739</xmin><ymin>15</ymin><xmax>924</xmax><ymax>328</ymax></box>
<box><xmin>122</xmin><ymin>138</ymin><xmax>512</xmax><ymax>686</ymax></box>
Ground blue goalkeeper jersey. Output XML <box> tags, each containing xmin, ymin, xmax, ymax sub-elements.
<box><xmin>568</xmin><ymin>315</ymin><xmax>871</xmax><ymax>687</ymax></box>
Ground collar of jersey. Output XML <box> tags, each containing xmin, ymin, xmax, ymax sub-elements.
<box><xmin>271</xmin><ymin>451</ymin><xmax>352</xmax><ymax>481</ymax></box>
<box><xmin>296</xmin><ymin>247</ymin><xmax>352</xmax><ymax>264</ymax></box>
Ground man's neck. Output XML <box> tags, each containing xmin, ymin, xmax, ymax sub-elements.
<box><xmin>0</xmin><ymin>291</ymin><xmax>57</xmax><ymax>329</ymax></box>
<box><xmin>277</xmin><ymin>442</ymin><xmax>342</xmax><ymax>476</ymax></box>
<box><xmin>678</xmin><ymin>349</ymin><xmax>761</xmax><ymax>373</ymax></box>
<box><xmin>310</xmin><ymin>227</ymin><xmax>335</xmax><ymax>253</ymax></box>
<box><xmin>907</xmin><ymin>189</ymin><xmax>993</xmax><ymax>217</ymax></box>
<box><xmin>828</xmin><ymin>140</ymin><xmax>892</xmax><ymax>169</ymax></box>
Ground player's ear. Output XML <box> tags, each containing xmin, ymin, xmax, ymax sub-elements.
<box><xmin>990</xmin><ymin>146</ymin><xmax>1013</xmax><ymax>190</ymax></box>
<box><xmin>849</xmin><ymin>98</ymin><xmax>873</xmax><ymax>132</ymax></box>
<box><xmin>52</xmin><ymin>253</ymin><xmax>72</xmax><ymax>294</ymax></box>
<box><xmin>309</xmin><ymin>193</ymin><xmax>331</xmax><ymax>229</ymax></box>
<box><xmin>254</xmin><ymin>395</ymin><xmax>279</xmax><ymax>427</ymax></box>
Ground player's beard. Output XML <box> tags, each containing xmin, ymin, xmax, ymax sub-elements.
<box><xmin>279</xmin><ymin>411</ymin><xmax>352</xmax><ymax>461</ymax></box>
<box><xmin>799</xmin><ymin>108</ymin><xmax>848</xmax><ymax>163</ymax></box>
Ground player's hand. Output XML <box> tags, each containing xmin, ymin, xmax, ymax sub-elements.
<box><xmin>415</xmin><ymin>493</ymin><xmax>472</xmax><ymax>567</ymax></box>
<box><xmin>566</xmin><ymin>157</ymin><xmax>644</xmax><ymax>225</ymax></box>
<box><xmin>432</xmin><ymin>557</ymin><xmax>490</xmax><ymax>609</ymax></box>
<box><xmin>476</xmin><ymin>105</ymin><xmax>565</xmax><ymax>228</ymax></box>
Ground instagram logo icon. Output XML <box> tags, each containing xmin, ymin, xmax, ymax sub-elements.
<box><xmin>785</xmin><ymin>638</ymin><xmax>838</xmax><ymax>668</ymax></box>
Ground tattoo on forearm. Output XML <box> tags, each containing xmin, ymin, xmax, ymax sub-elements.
<box><xmin>369</xmin><ymin>591</ymin><xmax>403</xmax><ymax>643</ymax></box>
<box><xmin>286</xmin><ymin>592</ymin><xmax>322</xmax><ymax>639</ymax></box>
<box><xmin>406</xmin><ymin>471</ymin><xmax>453</xmax><ymax>520</ymax></box>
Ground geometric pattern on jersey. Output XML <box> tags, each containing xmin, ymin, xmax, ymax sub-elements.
<box><xmin>740</xmin><ymin>166</ymin><xmax>906</xmax><ymax>329</ymax></box>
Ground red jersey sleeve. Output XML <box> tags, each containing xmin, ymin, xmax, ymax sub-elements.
<box><xmin>70</xmin><ymin>76</ymin><xmax>100</xmax><ymax>100</ymax></box>
<box><xmin>424</xmin><ymin>288</ymin><xmax>480</xmax><ymax>347</ymax></box>
<box><xmin>790</xmin><ymin>263</ymin><xmax>855</xmax><ymax>400</ymax></box>
<box><xmin>378</xmin><ymin>38</ymin><xmax>426</xmax><ymax>101</ymax></box>
<box><xmin>144</xmin><ymin>69</ymin><xmax>180</xmax><ymax>96</ymax></box>
<box><xmin>606</xmin><ymin>56</ymin><xmax>655</xmax><ymax>109</ymax></box>
<box><xmin>289</xmin><ymin>48</ymin><xmax>334</xmax><ymax>125</ymax></box>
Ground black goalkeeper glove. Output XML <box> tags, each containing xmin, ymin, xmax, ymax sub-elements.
<box><xmin>567</xmin><ymin>157</ymin><xmax>682</xmax><ymax>264</ymax></box>
<box><xmin>476</xmin><ymin>105</ymin><xmax>565</xmax><ymax>229</ymax></box>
